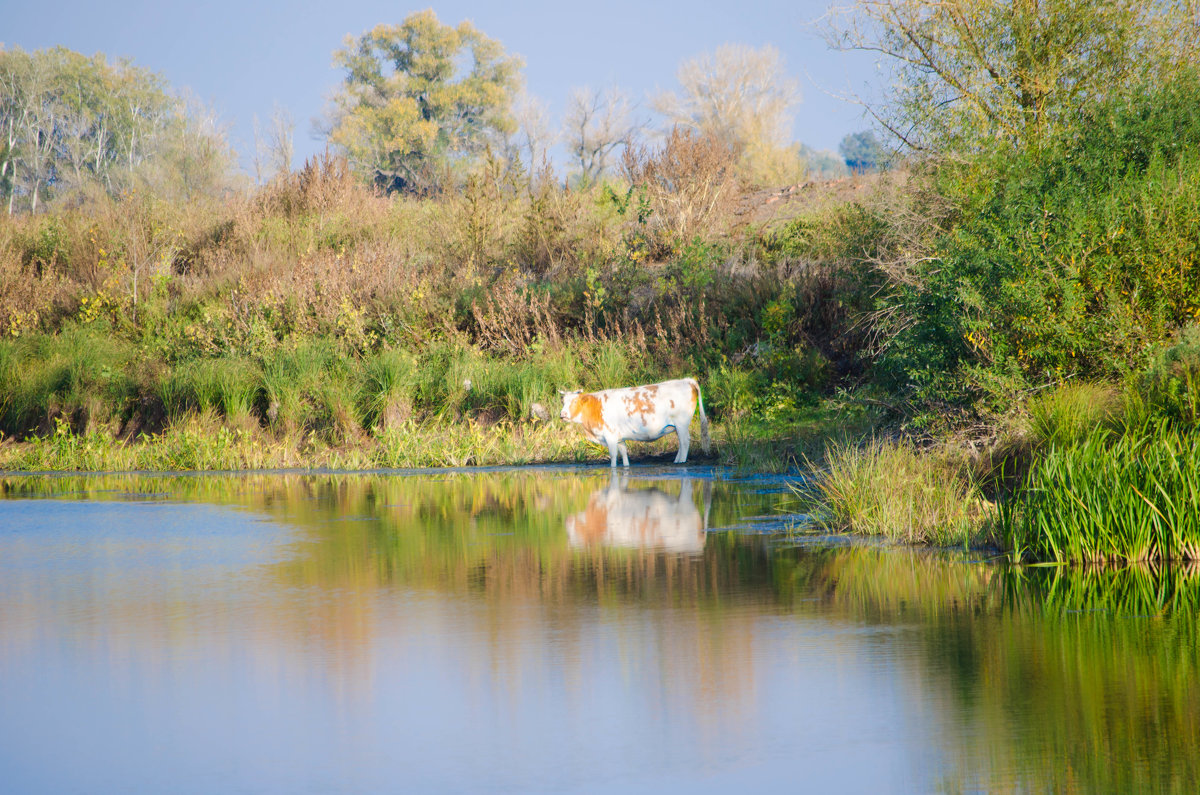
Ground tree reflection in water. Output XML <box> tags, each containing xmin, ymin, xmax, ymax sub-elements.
<box><xmin>1</xmin><ymin>470</ymin><xmax>1199</xmax><ymax>792</ymax></box>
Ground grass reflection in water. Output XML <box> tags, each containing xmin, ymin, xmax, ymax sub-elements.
<box><xmin>2</xmin><ymin>469</ymin><xmax>1198</xmax><ymax>793</ymax></box>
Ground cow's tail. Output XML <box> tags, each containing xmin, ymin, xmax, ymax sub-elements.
<box><xmin>690</xmin><ymin>378</ymin><xmax>711</xmax><ymax>455</ymax></box>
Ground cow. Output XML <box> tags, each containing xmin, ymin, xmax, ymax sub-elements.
<box><xmin>566</xmin><ymin>475</ymin><xmax>712</xmax><ymax>553</ymax></box>
<box><xmin>559</xmin><ymin>378</ymin><xmax>711</xmax><ymax>467</ymax></box>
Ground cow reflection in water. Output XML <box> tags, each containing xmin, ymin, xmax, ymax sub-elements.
<box><xmin>566</xmin><ymin>476</ymin><xmax>712</xmax><ymax>553</ymax></box>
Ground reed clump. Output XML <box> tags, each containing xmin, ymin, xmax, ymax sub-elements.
<box><xmin>812</xmin><ymin>438</ymin><xmax>990</xmax><ymax>546</ymax></box>
<box><xmin>1000</xmin><ymin>424</ymin><xmax>1200</xmax><ymax>564</ymax></box>
<box><xmin>985</xmin><ymin>355</ymin><xmax>1200</xmax><ymax>563</ymax></box>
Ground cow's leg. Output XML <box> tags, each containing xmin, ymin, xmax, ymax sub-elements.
<box><xmin>679</xmin><ymin>478</ymin><xmax>693</xmax><ymax>504</ymax></box>
<box><xmin>618</xmin><ymin>443</ymin><xmax>630</xmax><ymax>467</ymax></box>
<box><xmin>674</xmin><ymin>423</ymin><xmax>691</xmax><ymax>463</ymax></box>
<box><xmin>606</xmin><ymin>438</ymin><xmax>619</xmax><ymax>468</ymax></box>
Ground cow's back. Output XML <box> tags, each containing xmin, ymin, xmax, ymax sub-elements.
<box><xmin>595</xmin><ymin>379</ymin><xmax>698</xmax><ymax>442</ymax></box>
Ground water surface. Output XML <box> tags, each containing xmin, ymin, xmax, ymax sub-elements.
<box><xmin>1</xmin><ymin>466</ymin><xmax>1197</xmax><ymax>793</ymax></box>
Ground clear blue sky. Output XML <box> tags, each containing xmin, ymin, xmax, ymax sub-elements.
<box><xmin>4</xmin><ymin>0</ymin><xmax>880</xmax><ymax>171</ymax></box>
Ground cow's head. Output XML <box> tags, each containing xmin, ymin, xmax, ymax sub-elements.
<box><xmin>558</xmin><ymin>389</ymin><xmax>582</xmax><ymax>422</ymax></box>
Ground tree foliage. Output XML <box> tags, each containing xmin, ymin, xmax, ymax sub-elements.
<box><xmin>880</xmin><ymin>70</ymin><xmax>1200</xmax><ymax>407</ymax></box>
<box><xmin>830</xmin><ymin>0</ymin><xmax>1200</xmax><ymax>152</ymax></box>
<box><xmin>0</xmin><ymin>46</ymin><xmax>234</xmax><ymax>214</ymax></box>
<box><xmin>653</xmin><ymin>44</ymin><xmax>804</xmax><ymax>186</ymax></box>
<box><xmin>325</xmin><ymin>10</ymin><xmax>523</xmax><ymax>191</ymax></box>
<box><xmin>839</xmin><ymin>131</ymin><xmax>881</xmax><ymax>173</ymax></box>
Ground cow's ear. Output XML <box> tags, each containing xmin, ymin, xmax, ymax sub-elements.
<box><xmin>557</xmin><ymin>389</ymin><xmax>568</xmax><ymax>396</ymax></box>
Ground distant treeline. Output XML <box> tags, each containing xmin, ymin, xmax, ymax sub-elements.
<box><xmin>0</xmin><ymin>47</ymin><xmax>234</xmax><ymax>214</ymax></box>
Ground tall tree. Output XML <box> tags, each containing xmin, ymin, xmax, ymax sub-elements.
<box><xmin>0</xmin><ymin>46</ymin><xmax>233</xmax><ymax>213</ymax></box>
<box><xmin>653</xmin><ymin>44</ymin><xmax>804</xmax><ymax>185</ymax></box>
<box><xmin>253</xmin><ymin>103</ymin><xmax>295</xmax><ymax>183</ymax></box>
<box><xmin>564</xmin><ymin>86</ymin><xmax>636</xmax><ymax>186</ymax></box>
<box><xmin>839</xmin><ymin>130</ymin><xmax>882</xmax><ymax>173</ymax></box>
<box><xmin>511</xmin><ymin>89</ymin><xmax>553</xmax><ymax>176</ymax></box>
<box><xmin>827</xmin><ymin>0</ymin><xmax>1200</xmax><ymax>152</ymax></box>
<box><xmin>325</xmin><ymin>9</ymin><xmax>523</xmax><ymax>190</ymax></box>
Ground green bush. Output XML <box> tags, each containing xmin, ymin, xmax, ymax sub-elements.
<box><xmin>707</xmin><ymin>364</ymin><xmax>761</xmax><ymax>420</ymax></box>
<box><xmin>883</xmin><ymin>68</ymin><xmax>1200</xmax><ymax>409</ymax></box>
<box><xmin>1129</xmin><ymin>325</ymin><xmax>1200</xmax><ymax>428</ymax></box>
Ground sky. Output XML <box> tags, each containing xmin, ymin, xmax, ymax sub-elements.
<box><xmin>4</xmin><ymin>0</ymin><xmax>882</xmax><ymax>173</ymax></box>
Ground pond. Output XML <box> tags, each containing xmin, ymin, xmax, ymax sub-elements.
<box><xmin>1</xmin><ymin>466</ymin><xmax>1197</xmax><ymax>793</ymax></box>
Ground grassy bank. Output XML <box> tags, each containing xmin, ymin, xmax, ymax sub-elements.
<box><xmin>0</xmin><ymin>311</ymin><xmax>884</xmax><ymax>472</ymax></box>
<box><xmin>0</xmin><ymin>134</ymin><xmax>893</xmax><ymax>474</ymax></box>
<box><xmin>8</xmin><ymin>70</ymin><xmax>1200</xmax><ymax>563</ymax></box>
<box><xmin>807</xmin><ymin>357</ymin><xmax>1200</xmax><ymax>561</ymax></box>
<box><xmin>0</xmin><ymin>394</ymin><xmax>876</xmax><ymax>473</ymax></box>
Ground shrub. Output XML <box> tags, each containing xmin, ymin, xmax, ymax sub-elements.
<box><xmin>707</xmin><ymin>365</ymin><xmax>761</xmax><ymax>420</ymax></box>
<box><xmin>1129</xmin><ymin>325</ymin><xmax>1200</xmax><ymax>428</ymax></box>
<box><xmin>621</xmin><ymin>128</ymin><xmax>742</xmax><ymax>257</ymax></box>
<box><xmin>882</xmin><ymin>68</ymin><xmax>1200</xmax><ymax>410</ymax></box>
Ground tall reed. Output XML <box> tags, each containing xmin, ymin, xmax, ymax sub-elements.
<box><xmin>1001</xmin><ymin>423</ymin><xmax>1200</xmax><ymax>563</ymax></box>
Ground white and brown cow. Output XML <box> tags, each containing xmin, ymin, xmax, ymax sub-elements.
<box><xmin>559</xmin><ymin>378</ymin><xmax>710</xmax><ymax>467</ymax></box>
<box><xmin>566</xmin><ymin>476</ymin><xmax>711</xmax><ymax>553</ymax></box>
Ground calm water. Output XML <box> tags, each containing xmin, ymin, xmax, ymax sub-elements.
<box><xmin>1</xmin><ymin>466</ymin><xmax>1197</xmax><ymax>794</ymax></box>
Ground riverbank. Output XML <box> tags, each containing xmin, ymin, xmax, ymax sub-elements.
<box><xmin>806</xmin><ymin>369</ymin><xmax>1200</xmax><ymax>563</ymax></box>
<box><xmin>0</xmin><ymin>153</ymin><xmax>885</xmax><ymax>475</ymax></box>
<box><xmin>0</xmin><ymin>395</ymin><xmax>880</xmax><ymax>474</ymax></box>
<box><xmin>7</xmin><ymin>70</ymin><xmax>1200</xmax><ymax>564</ymax></box>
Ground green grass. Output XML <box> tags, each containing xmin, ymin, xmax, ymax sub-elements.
<box><xmin>359</xmin><ymin>347</ymin><xmax>418</xmax><ymax>430</ymax></box>
<box><xmin>1026</xmin><ymin>381</ymin><xmax>1120</xmax><ymax>447</ymax></box>
<box><xmin>0</xmin><ymin>326</ymin><xmax>777</xmax><ymax>471</ymax></box>
<box><xmin>0</xmin><ymin>327</ymin><xmax>140</xmax><ymax>436</ymax></box>
<box><xmin>1000</xmin><ymin>423</ymin><xmax>1200</xmax><ymax>563</ymax></box>
<box><xmin>158</xmin><ymin>356</ymin><xmax>261</xmax><ymax>427</ymax></box>
<box><xmin>256</xmin><ymin>340</ymin><xmax>345</xmax><ymax>435</ymax></box>
<box><xmin>810</xmin><ymin>438</ymin><xmax>990</xmax><ymax>546</ymax></box>
<box><xmin>0</xmin><ymin>411</ymin><xmax>695</xmax><ymax>472</ymax></box>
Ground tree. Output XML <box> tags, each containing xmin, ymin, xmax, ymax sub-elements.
<box><xmin>800</xmin><ymin>144</ymin><xmax>850</xmax><ymax>180</ymax></box>
<box><xmin>653</xmin><ymin>44</ymin><xmax>804</xmax><ymax>185</ymax></box>
<box><xmin>253</xmin><ymin>103</ymin><xmax>295</xmax><ymax>183</ymax></box>
<box><xmin>827</xmin><ymin>0</ymin><xmax>1200</xmax><ymax>152</ymax></box>
<box><xmin>564</xmin><ymin>86</ymin><xmax>636</xmax><ymax>185</ymax></box>
<box><xmin>324</xmin><ymin>9</ymin><xmax>523</xmax><ymax>191</ymax></box>
<box><xmin>0</xmin><ymin>46</ymin><xmax>234</xmax><ymax>213</ymax></box>
<box><xmin>148</xmin><ymin>91</ymin><xmax>235</xmax><ymax>202</ymax></box>
<box><xmin>511</xmin><ymin>89</ymin><xmax>552</xmax><ymax>176</ymax></box>
<box><xmin>839</xmin><ymin>131</ymin><xmax>881</xmax><ymax>173</ymax></box>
